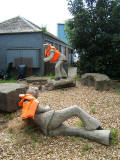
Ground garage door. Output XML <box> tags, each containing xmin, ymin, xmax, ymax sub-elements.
<box><xmin>7</xmin><ymin>49</ymin><xmax>40</xmax><ymax>68</ymax></box>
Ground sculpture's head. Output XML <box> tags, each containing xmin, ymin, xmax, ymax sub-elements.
<box><xmin>26</xmin><ymin>87</ymin><xmax>39</xmax><ymax>98</ymax></box>
<box><xmin>43</xmin><ymin>43</ymin><xmax>50</xmax><ymax>50</ymax></box>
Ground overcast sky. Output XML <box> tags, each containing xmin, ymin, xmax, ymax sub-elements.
<box><xmin>0</xmin><ymin>0</ymin><xmax>72</xmax><ymax>35</ymax></box>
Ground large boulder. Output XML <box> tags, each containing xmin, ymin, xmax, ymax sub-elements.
<box><xmin>81</xmin><ymin>73</ymin><xmax>110</xmax><ymax>90</ymax></box>
<box><xmin>0</xmin><ymin>83</ymin><xmax>28</xmax><ymax>112</ymax></box>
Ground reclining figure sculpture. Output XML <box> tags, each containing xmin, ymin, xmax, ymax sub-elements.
<box><xmin>19</xmin><ymin>87</ymin><xmax>111</xmax><ymax>145</ymax></box>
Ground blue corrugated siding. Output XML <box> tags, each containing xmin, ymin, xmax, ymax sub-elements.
<box><xmin>0</xmin><ymin>32</ymin><xmax>44</xmax><ymax>74</ymax></box>
<box><xmin>0</xmin><ymin>32</ymin><xmax>42</xmax><ymax>48</ymax></box>
<box><xmin>6</xmin><ymin>49</ymin><xmax>40</xmax><ymax>68</ymax></box>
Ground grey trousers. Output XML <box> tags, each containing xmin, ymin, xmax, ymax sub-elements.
<box><xmin>55</xmin><ymin>54</ymin><xmax>67</xmax><ymax>79</ymax></box>
<box><xmin>47</xmin><ymin>106</ymin><xmax>110</xmax><ymax>145</ymax></box>
<box><xmin>48</xmin><ymin>105</ymin><xmax>100</xmax><ymax>131</ymax></box>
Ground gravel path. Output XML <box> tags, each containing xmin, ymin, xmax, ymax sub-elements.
<box><xmin>0</xmin><ymin>82</ymin><xmax>119</xmax><ymax>160</ymax></box>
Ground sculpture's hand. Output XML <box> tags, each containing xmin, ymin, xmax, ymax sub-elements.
<box><xmin>45</xmin><ymin>105</ymin><xmax>51</xmax><ymax>111</ymax></box>
<box><xmin>43</xmin><ymin>58</ymin><xmax>48</xmax><ymax>62</ymax></box>
<box><xmin>43</xmin><ymin>49</ymin><xmax>55</xmax><ymax>62</ymax></box>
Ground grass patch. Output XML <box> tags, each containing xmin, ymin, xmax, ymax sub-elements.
<box><xmin>31</xmin><ymin>135</ymin><xmax>38</xmax><ymax>142</ymax></box>
<box><xmin>71</xmin><ymin>136</ymin><xmax>83</xmax><ymax>141</ymax></box>
<box><xmin>0</xmin><ymin>79</ymin><xmax>17</xmax><ymax>83</ymax></box>
<box><xmin>24</xmin><ymin>126</ymin><xmax>33</xmax><ymax>135</ymax></box>
<box><xmin>75</xmin><ymin>75</ymin><xmax>81</xmax><ymax>81</ymax></box>
<box><xmin>0</xmin><ymin>76</ymin><xmax>17</xmax><ymax>83</ymax></box>
<box><xmin>76</xmin><ymin>120</ymin><xmax>84</xmax><ymax>127</ymax></box>
<box><xmin>49</xmin><ymin>133</ymin><xmax>55</xmax><ymax>137</ymax></box>
<box><xmin>45</xmin><ymin>74</ymin><xmax>55</xmax><ymax>79</ymax></box>
<box><xmin>90</xmin><ymin>108</ymin><xmax>96</xmax><ymax>114</ymax></box>
<box><xmin>115</xmin><ymin>89</ymin><xmax>120</xmax><ymax>96</ymax></box>
<box><xmin>24</xmin><ymin>126</ymin><xmax>40</xmax><ymax>142</ymax></box>
<box><xmin>71</xmin><ymin>136</ymin><xmax>76</xmax><ymax>141</ymax></box>
<box><xmin>5</xmin><ymin>113</ymin><xmax>14</xmax><ymax>120</ymax></box>
<box><xmin>71</xmin><ymin>136</ymin><xmax>83</xmax><ymax>145</ymax></box>
<box><xmin>111</xmin><ymin>129</ymin><xmax>118</xmax><ymax>145</ymax></box>
<box><xmin>83</xmin><ymin>144</ymin><xmax>93</xmax><ymax>151</ymax></box>
<box><xmin>31</xmin><ymin>143</ymin><xmax>36</xmax><ymax>147</ymax></box>
<box><xmin>89</xmin><ymin>101</ymin><xmax>95</xmax><ymax>107</ymax></box>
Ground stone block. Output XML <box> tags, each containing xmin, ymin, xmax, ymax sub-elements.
<box><xmin>0</xmin><ymin>83</ymin><xmax>28</xmax><ymax>112</ymax></box>
<box><xmin>81</xmin><ymin>73</ymin><xmax>110</xmax><ymax>90</ymax></box>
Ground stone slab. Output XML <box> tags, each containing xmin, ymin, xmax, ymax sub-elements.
<box><xmin>26</xmin><ymin>76</ymin><xmax>49</xmax><ymax>84</ymax></box>
<box><xmin>0</xmin><ymin>83</ymin><xmax>28</xmax><ymax>112</ymax></box>
<box><xmin>81</xmin><ymin>73</ymin><xmax>110</xmax><ymax>90</ymax></box>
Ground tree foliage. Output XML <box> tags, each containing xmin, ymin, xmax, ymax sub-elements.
<box><xmin>41</xmin><ymin>25</ymin><xmax>47</xmax><ymax>33</ymax></box>
<box><xmin>65</xmin><ymin>0</ymin><xmax>120</xmax><ymax>79</ymax></box>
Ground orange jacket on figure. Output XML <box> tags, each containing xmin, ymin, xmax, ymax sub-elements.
<box><xmin>19</xmin><ymin>94</ymin><xmax>39</xmax><ymax>119</ymax></box>
<box><xmin>45</xmin><ymin>44</ymin><xmax>60</xmax><ymax>62</ymax></box>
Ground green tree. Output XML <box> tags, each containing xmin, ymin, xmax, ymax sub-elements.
<box><xmin>66</xmin><ymin>0</ymin><xmax>120</xmax><ymax>79</ymax></box>
<box><xmin>41</xmin><ymin>25</ymin><xmax>47</xmax><ymax>33</ymax></box>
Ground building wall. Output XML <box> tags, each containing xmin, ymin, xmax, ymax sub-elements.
<box><xmin>0</xmin><ymin>32</ymin><xmax>73</xmax><ymax>75</ymax></box>
<box><xmin>0</xmin><ymin>32</ymin><xmax>44</xmax><ymax>74</ymax></box>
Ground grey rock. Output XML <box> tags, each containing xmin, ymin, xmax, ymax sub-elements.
<box><xmin>0</xmin><ymin>83</ymin><xmax>28</xmax><ymax>112</ymax></box>
<box><xmin>81</xmin><ymin>73</ymin><xmax>110</xmax><ymax>90</ymax></box>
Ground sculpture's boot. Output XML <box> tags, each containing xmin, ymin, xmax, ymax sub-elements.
<box><xmin>49</xmin><ymin>125</ymin><xmax>111</xmax><ymax>145</ymax></box>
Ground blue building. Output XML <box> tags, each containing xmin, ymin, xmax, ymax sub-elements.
<box><xmin>0</xmin><ymin>16</ymin><xmax>73</xmax><ymax>75</ymax></box>
<box><xmin>57</xmin><ymin>23</ymin><xmax>74</xmax><ymax>64</ymax></box>
<box><xmin>57</xmin><ymin>23</ymin><xmax>67</xmax><ymax>43</ymax></box>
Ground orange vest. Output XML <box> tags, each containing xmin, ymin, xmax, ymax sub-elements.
<box><xmin>19</xmin><ymin>94</ymin><xmax>39</xmax><ymax>119</ymax></box>
<box><xmin>45</xmin><ymin>45</ymin><xmax>60</xmax><ymax>62</ymax></box>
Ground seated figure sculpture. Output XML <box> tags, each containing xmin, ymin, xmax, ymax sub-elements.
<box><xmin>43</xmin><ymin>43</ymin><xmax>67</xmax><ymax>81</ymax></box>
<box><xmin>19</xmin><ymin>87</ymin><xmax>111</xmax><ymax>145</ymax></box>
